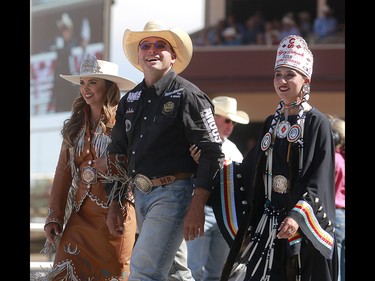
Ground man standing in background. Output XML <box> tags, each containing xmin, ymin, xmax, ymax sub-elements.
<box><xmin>187</xmin><ymin>96</ymin><xmax>249</xmax><ymax>280</ymax></box>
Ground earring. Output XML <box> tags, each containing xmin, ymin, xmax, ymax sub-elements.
<box><xmin>302</xmin><ymin>84</ymin><xmax>310</xmax><ymax>95</ymax></box>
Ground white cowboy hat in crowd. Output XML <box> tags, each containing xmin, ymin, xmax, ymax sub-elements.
<box><xmin>122</xmin><ymin>20</ymin><xmax>193</xmax><ymax>74</ymax></box>
<box><xmin>212</xmin><ymin>96</ymin><xmax>250</xmax><ymax>124</ymax></box>
<box><xmin>57</xmin><ymin>13</ymin><xmax>73</xmax><ymax>30</ymax></box>
<box><xmin>60</xmin><ymin>54</ymin><xmax>136</xmax><ymax>91</ymax></box>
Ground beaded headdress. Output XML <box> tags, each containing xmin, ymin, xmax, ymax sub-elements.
<box><xmin>274</xmin><ymin>35</ymin><xmax>313</xmax><ymax>79</ymax></box>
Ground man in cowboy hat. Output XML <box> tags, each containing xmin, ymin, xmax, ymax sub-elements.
<box><xmin>105</xmin><ymin>20</ymin><xmax>225</xmax><ymax>281</ymax></box>
<box><xmin>187</xmin><ymin>96</ymin><xmax>249</xmax><ymax>280</ymax></box>
<box><xmin>49</xmin><ymin>12</ymin><xmax>78</xmax><ymax>113</ymax></box>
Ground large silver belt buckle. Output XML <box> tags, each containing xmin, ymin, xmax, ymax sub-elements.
<box><xmin>82</xmin><ymin>167</ymin><xmax>97</xmax><ymax>185</ymax></box>
<box><xmin>272</xmin><ymin>175</ymin><xmax>288</xmax><ymax>193</ymax></box>
<box><xmin>133</xmin><ymin>174</ymin><xmax>153</xmax><ymax>194</ymax></box>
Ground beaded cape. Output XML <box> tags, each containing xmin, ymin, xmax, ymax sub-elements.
<box><xmin>216</xmin><ymin>107</ymin><xmax>337</xmax><ymax>281</ymax></box>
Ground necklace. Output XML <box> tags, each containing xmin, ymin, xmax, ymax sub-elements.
<box><xmin>261</xmin><ymin>100</ymin><xmax>307</xmax><ymax>198</ymax></box>
<box><xmin>283</xmin><ymin>100</ymin><xmax>301</xmax><ymax>109</ymax></box>
<box><xmin>261</xmin><ymin>101</ymin><xmax>283</xmax><ymax>152</ymax></box>
<box><xmin>276</xmin><ymin>108</ymin><xmax>290</xmax><ymax>139</ymax></box>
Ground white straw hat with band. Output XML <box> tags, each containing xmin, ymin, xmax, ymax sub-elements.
<box><xmin>60</xmin><ymin>54</ymin><xmax>136</xmax><ymax>91</ymax></box>
<box><xmin>212</xmin><ymin>96</ymin><xmax>250</xmax><ymax>124</ymax></box>
<box><xmin>122</xmin><ymin>20</ymin><xmax>193</xmax><ymax>74</ymax></box>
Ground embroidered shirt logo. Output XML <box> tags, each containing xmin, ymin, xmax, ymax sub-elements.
<box><xmin>162</xmin><ymin>101</ymin><xmax>175</xmax><ymax>115</ymax></box>
<box><xmin>165</xmin><ymin>88</ymin><xmax>183</xmax><ymax>97</ymax></box>
<box><xmin>127</xmin><ymin>91</ymin><xmax>142</xmax><ymax>102</ymax></box>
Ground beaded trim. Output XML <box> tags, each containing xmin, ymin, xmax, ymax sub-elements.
<box><xmin>80</xmin><ymin>54</ymin><xmax>102</xmax><ymax>75</ymax></box>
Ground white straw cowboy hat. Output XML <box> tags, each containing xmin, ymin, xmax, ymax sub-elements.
<box><xmin>122</xmin><ymin>20</ymin><xmax>193</xmax><ymax>74</ymax></box>
<box><xmin>57</xmin><ymin>13</ymin><xmax>73</xmax><ymax>30</ymax></box>
<box><xmin>212</xmin><ymin>96</ymin><xmax>250</xmax><ymax>124</ymax></box>
<box><xmin>60</xmin><ymin>54</ymin><xmax>136</xmax><ymax>91</ymax></box>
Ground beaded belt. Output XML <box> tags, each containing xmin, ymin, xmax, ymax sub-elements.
<box><xmin>134</xmin><ymin>172</ymin><xmax>194</xmax><ymax>194</ymax></box>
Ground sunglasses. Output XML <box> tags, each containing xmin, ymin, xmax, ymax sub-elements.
<box><xmin>224</xmin><ymin>119</ymin><xmax>237</xmax><ymax>126</ymax></box>
<box><xmin>139</xmin><ymin>41</ymin><xmax>168</xmax><ymax>50</ymax></box>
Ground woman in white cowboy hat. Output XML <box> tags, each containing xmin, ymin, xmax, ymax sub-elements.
<box><xmin>105</xmin><ymin>20</ymin><xmax>225</xmax><ymax>281</ymax></box>
<box><xmin>42</xmin><ymin>54</ymin><xmax>137</xmax><ymax>281</ymax></box>
<box><xmin>219</xmin><ymin>35</ymin><xmax>338</xmax><ymax>281</ymax></box>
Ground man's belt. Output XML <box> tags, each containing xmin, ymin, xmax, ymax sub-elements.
<box><xmin>134</xmin><ymin>172</ymin><xmax>194</xmax><ymax>194</ymax></box>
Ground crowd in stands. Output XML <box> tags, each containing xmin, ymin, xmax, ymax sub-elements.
<box><xmin>191</xmin><ymin>7</ymin><xmax>344</xmax><ymax>47</ymax></box>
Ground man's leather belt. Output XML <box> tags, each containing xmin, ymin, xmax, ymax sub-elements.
<box><xmin>134</xmin><ymin>172</ymin><xmax>194</xmax><ymax>194</ymax></box>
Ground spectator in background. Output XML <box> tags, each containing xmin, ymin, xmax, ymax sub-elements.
<box><xmin>187</xmin><ymin>96</ymin><xmax>249</xmax><ymax>281</ymax></box>
<box><xmin>279</xmin><ymin>15</ymin><xmax>301</xmax><ymax>41</ymax></box>
<box><xmin>298</xmin><ymin>11</ymin><xmax>313</xmax><ymax>39</ymax></box>
<box><xmin>329</xmin><ymin>116</ymin><xmax>345</xmax><ymax>281</ymax></box>
<box><xmin>193</xmin><ymin>28</ymin><xmax>211</xmax><ymax>46</ymax></box>
<box><xmin>221</xmin><ymin>15</ymin><xmax>244</xmax><ymax>46</ymax></box>
<box><xmin>207</xmin><ymin>19</ymin><xmax>226</xmax><ymax>46</ymax></box>
<box><xmin>221</xmin><ymin>27</ymin><xmax>242</xmax><ymax>46</ymax></box>
<box><xmin>242</xmin><ymin>15</ymin><xmax>265</xmax><ymax>45</ymax></box>
<box><xmin>313</xmin><ymin>5</ymin><xmax>339</xmax><ymax>42</ymax></box>
<box><xmin>264</xmin><ymin>20</ymin><xmax>281</xmax><ymax>46</ymax></box>
<box><xmin>49</xmin><ymin>13</ymin><xmax>79</xmax><ymax>113</ymax></box>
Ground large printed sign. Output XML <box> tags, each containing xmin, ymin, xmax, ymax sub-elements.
<box><xmin>31</xmin><ymin>0</ymin><xmax>108</xmax><ymax>115</ymax></box>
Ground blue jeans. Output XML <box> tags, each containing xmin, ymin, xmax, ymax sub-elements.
<box><xmin>187</xmin><ymin>205</ymin><xmax>230</xmax><ymax>281</ymax></box>
<box><xmin>335</xmin><ymin>208</ymin><xmax>345</xmax><ymax>281</ymax></box>
<box><xmin>169</xmin><ymin>239</ymin><xmax>193</xmax><ymax>281</ymax></box>
<box><xmin>129</xmin><ymin>179</ymin><xmax>195</xmax><ymax>281</ymax></box>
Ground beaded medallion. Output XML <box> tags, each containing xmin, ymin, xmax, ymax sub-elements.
<box><xmin>276</xmin><ymin>120</ymin><xmax>290</xmax><ymax>138</ymax></box>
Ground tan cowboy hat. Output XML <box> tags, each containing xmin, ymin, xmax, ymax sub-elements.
<box><xmin>212</xmin><ymin>96</ymin><xmax>250</xmax><ymax>124</ymax></box>
<box><xmin>122</xmin><ymin>20</ymin><xmax>193</xmax><ymax>74</ymax></box>
<box><xmin>60</xmin><ymin>54</ymin><xmax>136</xmax><ymax>91</ymax></box>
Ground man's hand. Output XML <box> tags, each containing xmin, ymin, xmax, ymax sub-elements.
<box><xmin>93</xmin><ymin>155</ymin><xmax>107</xmax><ymax>175</ymax></box>
<box><xmin>189</xmin><ymin>144</ymin><xmax>201</xmax><ymax>164</ymax></box>
<box><xmin>183</xmin><ymin>187</ymin><xmax>210</xmax><ymax>241</ymax></box>
<box><xmin>106</xmin><ymin>200</ymin><xmax>125</xmax><ymax>236</ymax></box>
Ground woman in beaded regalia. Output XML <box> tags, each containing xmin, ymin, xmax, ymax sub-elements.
<box><xmin>219</xmin><ymin>35</ymin><xmax>338</xmax><ymax>281</ymax></box>
<box><xmin>41</xmin><ymin>54</ymin><xmax>137</xmax><ymax>281</ymax></box>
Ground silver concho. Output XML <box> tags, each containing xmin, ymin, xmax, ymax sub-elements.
<box><xmin>82</xmin><ymin>167</ymin><xmax>97</xmax><ymax>184</ymax></box>
<box><xmin>272</xmin><ymin>175</ymin><xmax>288</xmax><ymax>193</ymax></box>
<box><xmin>287</xmin><ymin>124</ymin><xmax>301</xmax><ymax>143</ymax></box>
<box><xmin>261</xmin><ymin>132</ymin><xmax>272</xmax><ymax>151</ymax></box>
<box><xmin>133</xmin><ymin>174</ymin><xmax>153</xmax><ymax>194</ymax></box>
<box><xmin>276</xmin><ymin>120</ymin><xmax>290</xmax><ymax>138</ymax></box>
<box><xmin>162</xmin><ymin>101</ymin><xmax>175</xmax><ymax>115</ymax></box>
